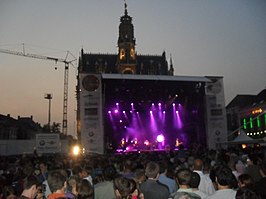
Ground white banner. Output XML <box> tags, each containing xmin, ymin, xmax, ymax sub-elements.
<box><xmin>36</xmin><ymin>134</ymin><xmax>60</xmax><ymax>153</ymax></box>
<box><xmin>205</xmin><ymin>77</ymin><xmax>227</xmax><ymax>149</ymax></box>
<box><xmin>79</xmin><ymin>74</ymin><xmax>104</xmax><ymax>154</ymax></box>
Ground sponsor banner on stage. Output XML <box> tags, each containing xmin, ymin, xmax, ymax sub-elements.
<box><xmin>205</xmin><ymin>77</ymin><xmax>227</xmax><ymax>149</ymax></box>
<box><xmin>36</xmin><ymin>134</ymin><xmax>60</xmax><ymax>153</ymax></box>
<box><xmin>79</xmin><ymin>74</ymin><xmax>104</xmax><ymax>154</ymax></box>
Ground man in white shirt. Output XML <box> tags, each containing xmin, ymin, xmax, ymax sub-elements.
<box><xmin>206</xmin><ymin>165</ymin><xmax>236</xmax><ymax>199</ymax></box>
<box><xmin>193</xmin><ymin>158</ymin><xmax>215</xmax><ymax>196</ymax></box>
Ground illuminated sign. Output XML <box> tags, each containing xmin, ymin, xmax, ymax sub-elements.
<box><xmin>252</xmin><ymin>108</ymin><xmax>262</xmax><ymax>114</ymax></box>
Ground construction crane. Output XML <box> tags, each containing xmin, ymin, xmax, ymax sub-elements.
<box><xmin>0</xmin><ymin>45</ymin><xmax>76</xmax><ymax>135</ymax></box>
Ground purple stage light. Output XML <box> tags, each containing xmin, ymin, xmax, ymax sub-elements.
<box><xmin>157</xmin><ymin>134</ymin><xmax>165</xmax><ymax>143</ymax></box>
<box><xmin>114</xmin><ymin>109</ymin><xmax>119</xmax><ymax>113</ymax></box>
<box><xmin>108</xmin><ymin>111</ymin><xmax>111</xmax><ymax>114</ymax></box>
<box><xmin>158</xmin><ymin>103</ymin><xmax>161</xmax><ymax>106</ymax></box>
<box><xmin>131</xmin><ymin>103</ymin><xmax>134</xmax><ymax>106</ymax></box>
<box><xmin>172</xmin><ymin>103</ymin><xmax>175</xmax><ymax>106</ymax></box>
<box><xmin>119</xmin><ymin>120</ymin><xmax>122</xmax><ymax>123</ymax></box>
<box><xmin>123</xmin><ymin>111</ymin><xmax>126</xmax><ymax>114</ymax></box>
<box><xmin>176</xmin><ymin>111</ymin><xmax>179</xmax><ymax>114</ymax></box>
<box><xmin>163</xmin><ymin>111</ymin><xmax>166</xmax><ymax>114</ymax></box>
<box><xmin>144</xmin><ymin>140</ymin><xmax>150</xmax><ymax>146</ymax></box>
<box><xmin>150</xmin><ymin>110</ymin><xmax>152</xmax><ymax>114</ymax></box>
<box><xmin>152</xmin><ymin>103</ymin><xmax>154</xmax><ymax>106</ymax></box>
<box><xmin>116</xmin><ymin>102</ymin><xmax>119</xmax><ymax>106</ymax></box>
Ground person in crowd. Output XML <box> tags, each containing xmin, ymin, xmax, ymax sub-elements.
<box><xmin>68</xmin><ymin>175</ymin><xmax>80</xmax><ymax>196</ymax></box>
<box><xmin>133</xmin><ymin>169</ymin><xmax>146</xmax><ymax>185</ymax></box>
<box><xmin>171</xmin><ymin>168</ymin><xmax>201</xmax><ymax>199</ymax></box>
<box><xmin>158</xmin><ymin>160</ymin><xmax>178</xmax><ymax>194</ymax></box>
<box><xmin>245</xmin><ymin>154</ymin><xmax>262</xmax><ymax>183</ymax></box>
<box><xmin>192</xmin><ymin>158</ymin><xmax>215</xmax><ymax>196</ymax></box>
<box><xmin>121</xmin><ymin>160</ymin><xmax>134</xmax><ymax>180</ymax></box>
<box><xmin>79</xmin><ymin>166</ymin><xmax>93</xmax><ymax>186</ymax></box>
<box><xmin>2</xmin><ymin>185</ymin><xmax>17</xmax><ymax>199</ymax></box>
<box><xmin>235</xmin><ymin>187</ymin><xmax>261</xmax><ymax>199</ymax></box>
<box><xmin>236</xmin><ymin>174</ymin><xmax>260</xmax><ymax>199</ymax></box>
<box><xmin>47</xmin><ymin>170</ymin><xmax>68</xmax><ymax>199</ymax></box>
<box><xmin>38</xmin><ymin>161</ymin><xmax>49</xmax><ymax>183</ymax></box>
<box><xmin>140</xmin><ymin>161</ymin><xmax>169</xmax><ymax>199</ymax></box>
<box><xmin>19</xmin><ymin>175</ymin><xmax>40</xmax><ymax>199</ymax></box>
<box><xmin>77</xmin><ymin>179</ymin><xmax>94</xmax><ymax>199</ymax></box>
<box><xmin>113</xmin><ymin>176</ymin><xmax>143</xmax><ymax>199</ymax></box>
<box><xmin>94</xmin><ymin>165</ymin><xmax>118</xmax><ymax>199</ymax></box>
<box><xmin>206</xmin><ymin>165</ymin><xmax>237</xmax><ymax>199</ymax></box>
<box><xmin>190</xmin><ymin>172</ymin><xmax>207</xmax><ymax>199</ymax></box>
<box><xmin>253</xmin><ymin>162</ymin><xmax>266</xmax><ymax>198</ymax></box>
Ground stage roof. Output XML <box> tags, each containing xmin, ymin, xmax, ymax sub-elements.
<box><xmin>101</xmin><ymin>74</ymin><xmax>212</xmax><ymax>82</ymax></box>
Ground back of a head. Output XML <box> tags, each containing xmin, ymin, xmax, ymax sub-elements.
<box><xmin>236</xmin><ymin>187</ymin><xmax>260</xmax><ymax>199</ymax></box>
<box><xmin>159</xmin><ymin>161</ymin><xmax>168</xmax><ymax>174</ymax></box>
<box><xmin>175</xmin><ymin>168</ymin><xmax>192</xmax><ymax>186</ymax></box>
<box><xmin>193</xmin><ymin>159</ymin><xmax>203</xmax><ymax>171</ymax></box>
<box><xmin>190</xmin><ymin>172</ymin><xmax>200</xmax><ymax>189</ymax></box>
<box><xmin>238</xmin><ymin>174</ymin><xmax>254</xmax><ymax>188</ymax></box>
<box><xmin>24</xmin><ymin>175</ymin><xmax>40</xmax><ymax>190</ymax></box>
<box><xmin>103</xmin><ymin>165</ymin><xmax>118</xmax><ymax>181</ymax></box>
<box><xmin>47</xmin><ymin>170</ymin><xmax>67</xmax><ymax>193</ymax></box>
<box><xmin>145</xmin><ymin>161</ymin><xmax>159</xmax><ymax>179</ymax></box>
<box><xmin>113</xmin><ymin>176</ymin><xmax>137</xmax><ymax>199</ymax></box>
<box><xmin>215</xmin><ymin>165</ymin><xmax>235</xmax><ymax>187</ymax></box>
<box><xmin>77</xmin><ymin>179</ymin><xmax>94</xmax><ymax>199</ymax></box>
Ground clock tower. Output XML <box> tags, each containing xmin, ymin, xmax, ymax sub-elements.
<box><xmin>117</xmin><ymin>2</ymin><xmax>136</xmax><ymax>74</ymax></box>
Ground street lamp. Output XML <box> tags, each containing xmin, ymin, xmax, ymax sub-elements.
<box><xmin>44</xmin><ymin>93</ymin><xmax>53</xmax><ymax>130</ymax></box>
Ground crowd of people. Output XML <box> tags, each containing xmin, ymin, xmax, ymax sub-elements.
<box><xmin>0</xmin><ymin>145</ymin><xmax>265</xmax><ymax>199</ymax></box>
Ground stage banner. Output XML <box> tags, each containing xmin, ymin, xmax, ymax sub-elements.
<box><xmin>205</xmin><ymin>77</ymin><xmax>228</xmax><ymax>149</ymax></box>
<box><xmin>79</xmin><ymin>74</ymin><xmax>104</xmax><ymax>154</ymax></box>
<box><xmin>36</xmin><ymin>133</ymin><xmax>61</xmax><ymax>154</ymax></box>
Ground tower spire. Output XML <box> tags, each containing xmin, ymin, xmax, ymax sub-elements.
<box><xmin>124</xmin><ymin>0</ymin><xmax>128</xmax><ymax>15</ymax></box>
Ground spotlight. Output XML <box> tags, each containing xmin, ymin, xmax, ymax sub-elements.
<box><xmin>144</xmin><ymin>140</ymin><xmax>150</xmax><ymax>146</ymax></box>
<box><xmin>157</xmin><ymin>134</ymin><xmax>165</xmax><ymax>143</ymax></box>
<box><xmin>120</xmin><ymin>120</ymin><xmax>122</xmax><ymax>123</ymax></box>
<box><xmin>116</xmin><ymin>102</ymin><xmax>119</xmax><ymax>106</ymax></box>
<box><xmin>163</xmin><ymin>111</ymin><xmax>166</xmax><ymax>114</ymax></box>
<box><xmin>131</xmin><ymin>103</ymin><xmax>134</xmax><ymax>106</ymax></box>
<box><xmin>172</xmin><ymin>103</ymin><xmax>175</xmax><ymax>106</ymax></box>
<box><xmin>152</xmin><ymin>103</ymin><xmax>154</xmax><ymax>106</ymax></box>
<box><xmin>150</xmin><ymin>110</ymin><xmax>152</xmax><ymax>114</ymax></box>
<box><xmin>123</xmin><ymin>111</ymin><xmax>125</xmax><ymax>114</ymax></box>
<box><xmin>72</xmin><ymin>145</ymin><xmax>80</xmax><ymax>156</ymax></box>
<box><xmin>108</xmin><ymin>111</ymin><xmax>111</xmax><ymax>114</ymax></box>
<box><xmin>175</xmin><ymin>94</ymin><xmax>178</xmax><ymax>97</ymax></box>
<box><xmin>158</xmin><ymin>103</ymin><xmax>161</xmax><ymax>106</ymax></box>
<box><xmin>176</xmin><ymin>111</ymin><xmax>178</xmax><ymax>114</ymax></box>
<box><xmin>114</xmin><ymin>109</ymin><xmax>118</xmax><ymax>113</ymax></box>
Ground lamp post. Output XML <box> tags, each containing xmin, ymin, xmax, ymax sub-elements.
<box><xmin>44</xmin><ymin>93</ymin><xmax>53</xmax><ymax>131</ymax></box>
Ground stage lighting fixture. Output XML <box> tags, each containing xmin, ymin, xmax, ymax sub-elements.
<box><xmin>150</xmin><ymin>110</ymin><xmax>152</xmax><ymax>114</ymax></box>
<box><xmin>119</xmin><ymin>120</ymin><xmax>122</xmax><ymax>123</ymax></box>
<box><xmin>163</xmin><ymin>111</ymin><xmax>166</xmax><ymax>114</ymax></box>
<box><xmin>157</xmin><ymin>134</ymin><xmax>165</xmax><ymax>143</ymax></box>
<box><xmin>144</xmin><ymin>140</ymin><xmax>150</xmax><ymax>146</ymax></box>
<box><xmin>158</xmin><ymin>103</ymin><xmax>161</xmax><ymax>106</ymax></box>
<box><xmin>175</xmin><ymin>94</ymin><xmax>178</xmax><ymax>97</ymax></box>
<box><xmin>116</xmin><ymin>102</ymin><xmax>119</xmax><ymax>106</ymax></box>
<box><xmin>176</xmin><ymin>111</ymin><xmax>179</xmax><ymax>114</ymax></box>
<box><xmin>108</xmin><ymin>111</ymin><xmax>111</xmax><ymax>114</ymax></box>
<box><xmin>114</xmin><ymin>109</ymin><xmax>118</xmax><ymax>113</ymax></box>
<box><xmin>152</xmin><ymin>103</ymin><xmax>155</xmax><ymax>106</ymax></box>
<box><xmin>173</xmin><ymin>103</ymin><xmax>175</xmax><ymax>106</ymax></box>
<box><xmin>131</xmin><ymin>103</ymin><xmax>134</xmax><ymax>106</ymax></box>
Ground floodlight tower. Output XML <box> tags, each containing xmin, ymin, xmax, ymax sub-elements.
<box><xmin>44</xmin><ymin>93</ymin><xmax>53</xmax><ymax>130</ymax></box>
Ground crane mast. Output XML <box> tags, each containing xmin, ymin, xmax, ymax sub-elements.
<box><xmin>0</xmin><ymin>47</ymin><xmax>76</xmax><ymax>135</ymax></box>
